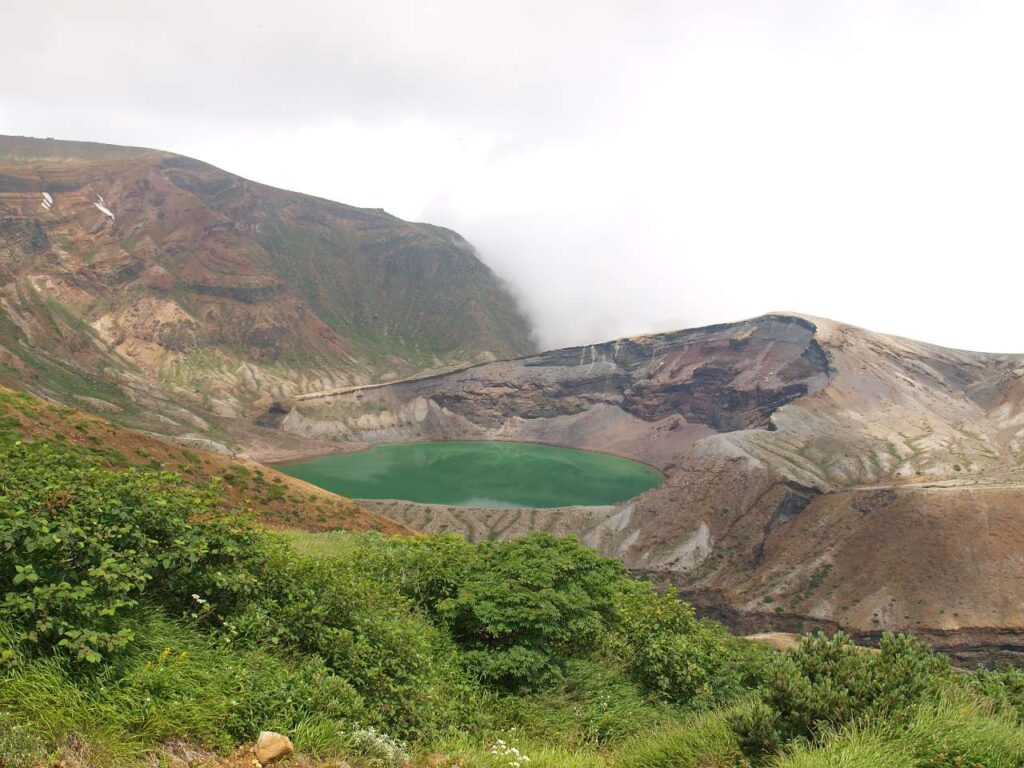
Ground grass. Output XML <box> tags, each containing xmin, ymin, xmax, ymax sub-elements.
<box><xmin>772</xmin><ymin>727</ymin><xmax>914</xmax><ymax>768</ymax></box>
<box><xmin>0</xmin><ymin>613</ymin><xmax>368</xmax><ymax>766</ymax></box>
<box><xmin>611</xmin><ymin>710</ymin><xmax>742</xmax><ymax>768</ymax></box>
<box><xmin>276</xmin><ymin>529</ymin><xmax>368</xmax><ymax>559</ymax></box>
<box><xmin>427</xmin><ymin>736</ymin><xmax>610</xmax><ymax>768</ymax></box>
<box><xmin>896</xmin><ymin>693</ymin><xmax>1024</xmax><ymax>767</ymax></box>
<box><xmin>768</xmin><ymin>691</ymin><xmax>1024</xmax><ymax>768</ymax></box>
<box><xmin>484</xmin><ymin>659</ymin><xmax>678</xmax><ymax>749</ymax></box>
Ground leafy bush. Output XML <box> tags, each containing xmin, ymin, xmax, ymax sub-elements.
<box><xmin>362</xmin><ymin>533</ymin><xmax>479</xmax><ymax>616</ymax></box>
<box><xmin>228</xmin><ymin>549</ymin><xmax>477</xmax><ymax>738</ymax></box>
<box><xmin>966</xmin><ymin>666</ymin><xmax>1024</xmax><ymax>723</ymax></box>
<box><xmin>282</xmin><ymin>532</ymin><xmax>759</xmax><ymax>707</ymax></box>
<box><xmin>730</xmin><ymin>700</ymin><xmax>782</xmax><ymax>758</ymax></box>
<box><xmin>610</xmin><ymin>581</ymin><xmax>767</xmax><ymax>708</ymax></box>
<box><xmin>611</xmin><ymin>581</ymin><xmax>707</xmax><ymax>700</ymax></box>
<box><xmin>0</xmin><ymin>442</ymin><xmax>261</xmax><ymax>662</ymax></box>
<box><xmin>433</xmin><ymin>534</ymin><xmax>624</xmax><ymax>691</ymax></box>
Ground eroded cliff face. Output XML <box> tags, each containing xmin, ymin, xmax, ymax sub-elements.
<box><xmin>273</xmin><ymin>314</ymin><xmax>831</xmax><ymax>468</ymax></box>
<box><xmin>283</xmin><ymin>314</ymin><xmax>1024</xmax><ymax>661</ymax></box>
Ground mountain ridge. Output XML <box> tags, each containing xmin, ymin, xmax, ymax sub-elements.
<box><xmin>0</xmin><ymin>134</ymin><xmax>534</xmax><ymax>451</ymax></box>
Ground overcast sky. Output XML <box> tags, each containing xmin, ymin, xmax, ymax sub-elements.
<box><xmin>3</xmin><ymin>1</ymin><xmax>1023</xmax><ymax>352</ymax></box>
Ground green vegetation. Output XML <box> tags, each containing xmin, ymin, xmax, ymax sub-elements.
<box><xmin>254</xmin><ymin>219</ymin><xmax>534</xmax><ymax>374</ymax></box>
<box><xmin>2</xmin><ymin>437</ymin><xmax>1024</xmax><ymax>766</ymax></box>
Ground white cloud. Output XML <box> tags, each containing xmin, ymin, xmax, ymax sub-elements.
<box><xmin>3</xmin><ymin>1</ymin><xmax>1023</xmax><ymax>351</ymax></box>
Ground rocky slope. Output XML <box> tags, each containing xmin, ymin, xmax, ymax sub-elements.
<box><xmin>0</xmin><ymin>135</ymin><xmax>533</xmax><ymax>451</ymax></box>
<box><xmin>269</xmin><ymin>314</ymin><xmax>831</xmax><ymax>467</ymax></box>
<box><xmin>273</xmin><ymin>314</ymin><xmax>1024</xmax><ymax>661</ymax></box>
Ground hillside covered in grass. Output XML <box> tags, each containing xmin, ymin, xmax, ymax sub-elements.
<box><xmin>2</xmin><ymin>392</ymin><xmax>1024</xmax><ymax>766</ymax></box>
<box><xmin>0</xmin><ymin>385</ymin><xmax>403</xmax><ymax>534</ymax></box>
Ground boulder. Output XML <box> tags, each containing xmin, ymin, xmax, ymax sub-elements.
<box><xmin>253</xmin><ymin>731</ymin><xmax>293</xmax><ymax>765</ymax></box>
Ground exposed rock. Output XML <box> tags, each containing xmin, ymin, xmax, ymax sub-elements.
<box><xmin>254</xmin><ymin>731</ymin><xmax>293</xmax><ymax>765</ymax></box>
<box><xmin>283</xmin><ymin>314</ymin><xmax>828</xmax><ymax>468</ymax></box>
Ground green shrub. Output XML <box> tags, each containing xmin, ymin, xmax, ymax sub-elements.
<box><xmin>611</xmin><ymin>581</ymin><xmax>705</xmax><ymax>699</ymax></box>
<box><xmin>433</xmin><ymin>534</ymin><xmax>624</xmax><ymax>691</ymax></box>
<box><xmin>611</xmin><ymin>581</ymin><xmax>754</xmax><ymax>707</ymax></box>
<box><xmin>0</xmin><ymin>442</ymin><xmax>261</xmax><ymax>662</ymax></box>
<box><xmin>966</xmin><ymin>666</ymin><xmax>1024</xmax><ymax>723</ymax></box>
<box><xmin>730</xmin><ymin>700</ymin><xmax>782</xmax><ymax>758</ymax></box>
<box><xmin>228</xmin><ymin>549</ymin><xmax>478</xmax><ymax>738</ymax></box>
<box><xmin>732</xmin><ymin>632</ymin><xmax>951</xmax><ymax>757</ymax></box>
<box><xmin>364</xmin><ymin>533</ymin><xmax>480</xmax><ymax>616</ymax></box>
<box><xmin>263</xmin><ymin>483</ymin><xmax>287</xmax><ymax>501</ymax></box>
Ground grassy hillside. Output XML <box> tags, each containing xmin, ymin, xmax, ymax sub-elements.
<box><xmin>0</xmin><ymin>385</ymin><xmax>404</xmax><ymax>534</ymax></box>
<box><xmin>1</xmin><ymin>388</ymin><xmax>1023</xmax><ymax>766</ymax></box>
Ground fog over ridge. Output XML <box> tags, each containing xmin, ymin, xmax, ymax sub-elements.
<box><xmin>4</xmin><ymin>1</ymin><xmax>1023</xmax><ymax>352</ymax></box>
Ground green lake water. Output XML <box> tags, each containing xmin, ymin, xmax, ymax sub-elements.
<box><xmin>276</xmin><ymin>441</ymin><xmax>663</xmax><ymax>508</ymax></box>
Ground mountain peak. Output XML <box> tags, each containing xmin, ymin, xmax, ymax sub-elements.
<box><xmin>0</xmin><ymin>134</ymin><xmax>535</xmax><ymax>448</ymax></box>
